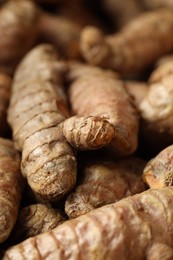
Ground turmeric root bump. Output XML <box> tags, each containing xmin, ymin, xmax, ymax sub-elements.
<box><xmin>63</xmin><ymin>63</ymin><xmax>138</xmax><ymax>156</ymax></box>
<box><xmin>0</xmin><ymin>138</ymin><xmax>24</xmax><ymax>243</ymax></box>
<box><xmin>11</xmin><ymin>204</ymin><xmax>65</xmax><ymax>244</ymax></box>
<box><xmin>3</xmin><ymin>187</ymin><xmax>173</xmax><ymax>259</ymax></box>
<box><xmin>0</xmin><ymin>73</ymin><xmax>11</xmax><ymax>137</ymax></box>
<box><xmin>0</xmin><ymin>0</ymin><xmax>38</xmax><ymax>74</ymax></box>
<box><xmin>38</xmin><ymin>12</ymin><xmax>81</xmax><ymax>59</ymax></box>
<box><xmin>143</xmin><ymin>144</ymin><xmax>173</xmax><ymax>189</ymax></box>
<box><xmin>8</xmin><ymin>44</ymin><xmax>77</xmax><ymax>201</ymax></box>
<box><xmin>80</xmin><ymin>9</ymin><xmax>173</xmax><ymax>74</ymax></box>
<box><xmin>65</xmin><ymin>156</ymin><xmax>146</xmax><ymax>218</ymax></box>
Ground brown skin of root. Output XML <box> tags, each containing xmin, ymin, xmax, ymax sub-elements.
<box><xmin>8</xmin><ymin>44</ymin><xmax>77</xmax><ymax>201</ymax></box>
<box><xmin>0</xmin><ymin>138</ymin><xmax>24</xmax><ymax>243</ymax></box>
<box><xmin>3</xmin><ymin>187</ymin><xmax>173</xmax><ymax>260</ymax></box>
<box><xmin>80</xmin><ymin>9</ymin><xmax>173</xmax><ymax>75</ymax></box>
<box><xmin>143</xmin><ymin>144</ymin><xmax>173</xmax><ymax>189</ymax></box>
<box><xmin>10</xmin><ymin>204</ymin><xmax>65</xmax><ymax>244</ymax></box>
<box><xmin>65</xmin><ymin>156</ymin><xmax>146</xmax><ymax>218</ymax></box>
<box><xmin>67</xmin><ymin>64</ymin><xmax>139</xmax><ymax>156</ymax></box>
<box><xmin>125</xmin><ymin>81</ymin><xmax>148</xmax><ymax>108</ymax></box>
<box><xmin>62</xmin><ymin>116</ymin><xmax>115</xmax><ymax>150</ymax></box>
<box><xmin>0</xmin><ymin>0</ymin><xmax>39</xmax><ymax>75</ymax></box>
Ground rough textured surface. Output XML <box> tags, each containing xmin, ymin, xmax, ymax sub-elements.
<box><xmin>0</xmin><ymin>138</ymin><xmax>23</xmax><ymax>243</ymax></box>
<box><xmin>139</xmin><ymin>56</ymin><xmax>173</xmax><ymax>152</ymax></box>
<box><xmin>3</xmin><ymin>187</ymin><xmax>173</xmax><ymax>259</ymax></box>
<box><xmin>65</xmin><ymin>156</ymin><xmax>146</xmax><ymax>218</ymax></box>
<box><xmin>63</xmin><ymin>63</ymin><xmax>139</xmax><ymax>156</ymax></box>
<box><xmin>8</xmin><ymin>44</ymin><xmax>77</xmax><ymax>201</ymax></box>
<box><xmin>0</xmin><ymin>0</ymin><xmax>38</xmax><ymax>74</ymax></box>
<box><xmin>80</xmin><ymin>9</ymin><xmax>173</xmax><ymax>74</ymax></box>
<box><xmin>0</xmin><ymin>73</ymin><xmax>11</xmax><ymax>136</ymax></box>
<box><xmin>11</xmin><ymin>204</ymin><xmax>65</xmax><ymax>244</ymax></box>
<box><xmin>38</xmin><ymin>12</ymin><xmax>81</xmax><ymax>59</ymax></box>
<box><xmin>143</xmin><ymin>144</ymin><xmax>173</xmax><ymax>189</ymax></box>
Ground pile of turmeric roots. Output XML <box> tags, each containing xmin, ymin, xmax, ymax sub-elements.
<box><xmin>1</xmin><ymin>0</ymin><xmax>173</xmax><ymax>259</ymax></box>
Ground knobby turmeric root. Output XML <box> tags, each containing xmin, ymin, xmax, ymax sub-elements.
<box><xmin>10</xmin><ymin>204</ymin><xmax>65</xmax><ymax>244</ymax></box>
<box><xmin>143</xmin><ymin>144</ymin><xmax>173</xmax><ymax>189</ymax></box>
<box><xmin>0</xmin><ymin>73</ymin><xmax>11</xmax><ymax>137</ymax></box>
<box><xmin>8</xmin><ymin>44</ymin><xmax>77</xmax><ymax>201</ymax></box>
<box><xmin>80</xmin><ymin>9</ymin><xmax>173</xmax><ymax>75</ymax></box>
<box><xmin>3</xmin><ymin>187</ymin><xmax>173</xmax><ymax>259</ymax></box>
<box><xmin>0</xmin><ymin>138</ymin><xmax>24</xmax><ymax>243</ymax></box>
<box><xmin>0</xmin><ymin>0</ymin><xmax>39</xmax><ymax>75</ymax></box>
<box><xmin>62</xmin><ymin>63</ymin><xmax>139</xmax><ymax>156</ymax></box>
<box><xmin>65</xmin><ymin>156</ymin><xmax>146</xmax><ymax>218</ymax></box>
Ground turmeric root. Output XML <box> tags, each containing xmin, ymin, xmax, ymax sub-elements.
<box><xmin>8</xmin><ymin>44</ymin><xmax>77</xmax><ymax>201</ymax></box>
<box><xmin>80</xmin><ymin>9</ymin><xmax>173</xmax><ymax>74</ymax></box>
<box><xmin>0</xmin><ymin>0</ymin><xmax>39</xmax><ymax>75</ymax></box>
<box><xmin>62</xmin><ymin>63</ymin><xmax>139</xmax><ymax>156</ymax></box>
<box><xmin>0</xmin><ymin>138</ymin><xmax>24</xmax><ymax>243</ymax></box>
<box><xmin>139</xmin><ymin>56</ymin><xmax>173</xmax><ymax>152</ymax></box>
<box><xmin>0</xmin><ymin>73</ymin><xmax>11</xmax><ymax>137</ymax></box>
<box><xmin>10</xmin><ymin>204</ymin><xmax>65</xmax><ymax>244</ymax></box>
<box><xmin>38</xmin><ymin>12</ymin><xmax>81</xmax><ymax>59</ymax></box>
<box><xmin>143</xmin><ymin>144</ymin><xmax>173</xmax><ymax>189</ymax></box>
<box><xmin>65</xmin><ymin>156</ymin><xmax>146</xmax><ymax>218</ymax></box>
<box><xmin>3</xmin><ymin>187</ymin><xmax>173</xmax><ymax>259</ymax></box>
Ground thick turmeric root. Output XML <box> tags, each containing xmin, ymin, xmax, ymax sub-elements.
<box><xmin>143</xmin><ymin>144</ymin><xmax>173</xmax><ymax>189</ymax></box>
<box><xmin>11</xmin><ymin>204</ymin><xmax>65</xmax><ymax>244</ymax></box>
<box><xmin>65</xmin><ymin>156</ymin><xmax>146</xmax><ymax>218</ymax></box>
<box><xmin>62</xmin><ymin>63</ymin><xmax>139</xmax><ymax>156</ymax></box>
<box><xmin>0</xmin><ymin>0</ymin><xmax>39</xmax><ymax>75</ymax></box>
<box><xmin>3</xmin><ymin>187</ymin><xmax>173</xmax><ymax>259</ymax></box>
<box><xmin>0</xmin><ymin>73</ymin><xmax>11</xmax><ymax>137</ymax></box>
<box><xmin>80</xmin><ymin>9</ymin><xmax>173</xmax><ymax>74</ymax></box>
<box><xmin>8</xmin><ymin>44</ymin><xmax>77</xmax><ymax>201</ymax></box>
<box><xmin>0</xmin><ymin>138</ymin><xmax>24</xmax><ymax>243</ymax></box>
<box><xmin>38</xmin><ymin>12</ymin><xmax>81</xmax><ymax>59</ymax></box>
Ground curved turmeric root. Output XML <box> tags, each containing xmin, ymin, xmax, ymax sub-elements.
<box><xmin>81</xmin><ymin>9</ymin><xmax>173</xmax><ymax>74</ymax></box>
<box><xmin>65</xmin><ymin>156</ymin><xmax>146</xmax><ymax>218</ymax></box>
<box><xmin>0</xmin><ymin>138</ymin><xmax>24</xmax><ymax>243</ymax></box>
<box><xmin>63</xmin><ymin>63</ymin><xmax>139</xmax><ymax>156</ymax></box>
<box><xmin>3</xmin><ymin>187</ymin><xmax>173</xmax><ymax>259</ymax></box>
<box><xmin>8</xmin><ymin>44</ymin><xmax>77</xmax><ymax>201</ymax></box>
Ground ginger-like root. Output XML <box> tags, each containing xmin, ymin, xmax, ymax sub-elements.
<box><xmin>0</xmin><ymin>0</ymin><xmax>39</xmax><ymax>75</ymax></box>
<box><xmin>143</xmin><ymin>144</ymin><xmax>173</xmax><ymax>188</ymax></box>
<box><xmin>142</xmin><ymin>0</ymin><xmax>173</xmax><ymax>9</ymax></box>
<box><xmin>80</xmin><ymin>9</ymin><xmax>173</xmax><ymax>75</ymax></box>
<box><xmin>139</xmin><ymin>56</ymin><xmax>173</xmax><ymax>152</ymax></box>
<box><xmin>38</xmin><ymin>12</ymin><xmax>81</xmax><ymax>59</ymax></box>
<box><xmin>0</xmin><ymin>73</ymin><xmax>11</xmax><ymax>137</ymax></box>
<box><xmin>65</xmin><ymin>156</ymin><xmax>146</xmax><ymax>218</ymax></box>
<box><xmin>62</xmin><ymin>63</ymin><xmax>139</xmax><ymax>156</ymax></box>
<box><xmin>0</xmin><ymin>138</ymin><xmax>24</xmax><ymax>243</ymax></box>
<box><xmin>8</xmin><ymin>44</ymin><xmax>77</xmax><ymax>201</ymax></box>
<box><xmin>3</xmin><ymin>187</ymin><xmax>173</xmax><ymax>259</ymax></box>
<box><xmin>10</xmin><ymin>204</ymin><xmax>65</xmax><ymax>244</ymax></box>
